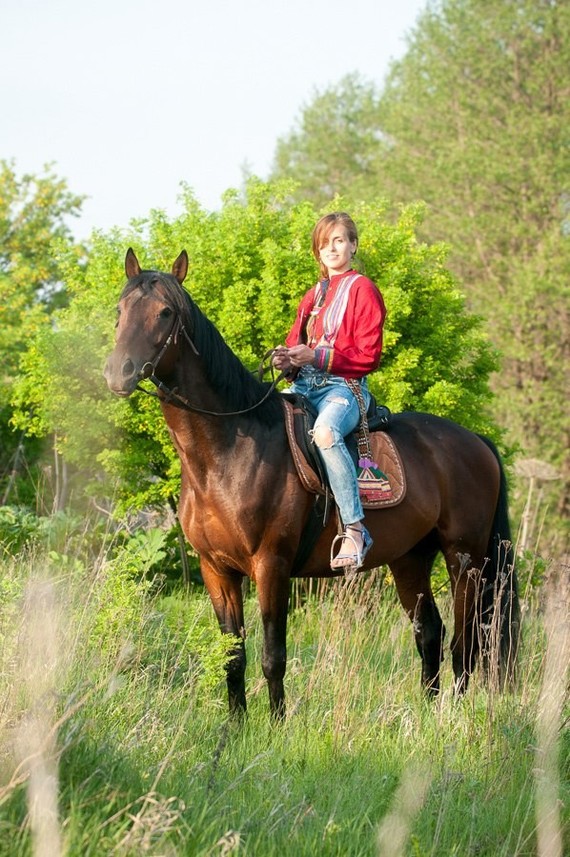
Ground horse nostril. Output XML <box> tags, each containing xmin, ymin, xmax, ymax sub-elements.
<box><xmin>122</xmin><ymin>359</ymin><xmax>135</xmax><ymax>378</ymax></box>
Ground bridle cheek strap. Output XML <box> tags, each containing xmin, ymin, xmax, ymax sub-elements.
<box><xmin>137</xmin><ymin>316</ymin><xmax>200</xmax><ymax>378</ymax></box>
<box><xmin>139</xmin><ymin>316</ymin><xmax>180</xmax><ymax>381</ymax></box>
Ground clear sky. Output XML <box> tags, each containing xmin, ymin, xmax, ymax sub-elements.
<box><xmin>3</xmin><ymin>0</ymin><xmax>426</xmax><ymax>239</ymax></box>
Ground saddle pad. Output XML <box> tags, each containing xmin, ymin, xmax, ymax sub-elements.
<box><xmin>282</xmin><ymin>399</ymin><xmax>406</xmax><ymax>509</ymax></box>
<box><xmin>360</xmin><ymin>431</ymin><xmax>406</xmax><ymax>508</ymax></box>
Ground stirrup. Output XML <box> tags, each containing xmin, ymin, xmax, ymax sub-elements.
<box><xmin>330</xmin><ymin>525</ymin><xmax>373</xmax><ymax>571</ymax></box>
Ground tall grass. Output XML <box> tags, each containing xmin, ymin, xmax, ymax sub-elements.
<box><xmin>0</xmin><ymin>537</ymin><xmax>568</xmax><ymax>856</ymax></box>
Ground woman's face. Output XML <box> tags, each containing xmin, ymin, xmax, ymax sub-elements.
<box><xmin>318</xmin><ymin>225</ymin><xmax>357</xmax><ymax>277</ymax></box>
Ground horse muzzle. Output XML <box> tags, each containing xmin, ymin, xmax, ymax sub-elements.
<box><xmin>103</xmin><ymin>352</ymin><xmax>146</xmax><ymax>396</ymax></box>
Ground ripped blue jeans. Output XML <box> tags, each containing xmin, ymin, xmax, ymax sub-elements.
<box><xmin>290</xmin><ymin>367</ymin><xmax>371</xmax><ymax>526</ymax></box>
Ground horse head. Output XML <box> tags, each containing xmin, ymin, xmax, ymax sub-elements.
<box><xmin>103</xmin><ymin>249</ymin><xmax>189</xmax><ymax>396</ymax></box>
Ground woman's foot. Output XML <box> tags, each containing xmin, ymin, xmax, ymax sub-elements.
<box><xmin>330</xmin><ymin>523</ymin><xmax>373</xmax><ymax>570</ymax></box>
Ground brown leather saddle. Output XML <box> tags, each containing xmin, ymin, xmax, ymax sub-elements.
<box><xmin>282</xmin><ymin>393</ymin><xmax>406</xmax><ymax>509</ymax></box>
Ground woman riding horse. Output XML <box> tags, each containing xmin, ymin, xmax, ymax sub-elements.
<box><xmin>104</xmin><ymin>246</ymin><xmax>519</xmax><ymax>719</ymax></box>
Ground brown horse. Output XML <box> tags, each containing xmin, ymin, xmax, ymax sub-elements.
<box><xmin>104</xmin><ymin>250</ymin><xmax>519</xmax><ymax>718</ymax></box>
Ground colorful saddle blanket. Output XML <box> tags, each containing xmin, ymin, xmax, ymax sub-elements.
<box><xmin>282</xmin><ymin>396</ymin><xmax>406</xmax><ymax>509</ymax></box>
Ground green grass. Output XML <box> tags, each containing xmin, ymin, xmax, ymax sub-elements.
<box><xmin>0</xmin><ymin>543</ymin><xmax>568</xmax><ymax>856</ymax></box>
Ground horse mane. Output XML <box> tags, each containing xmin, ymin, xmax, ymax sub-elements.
<box><xmin>122</xmin><ymin>270</ymin><xmax>284</xmax><ymax>425</ymax></box>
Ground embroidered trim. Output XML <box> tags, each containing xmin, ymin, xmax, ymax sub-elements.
<box><xmin>308</xmin><ymin>273</ymin><xmax>359</xmax><ymax>348</ymax></box>
<box><xmin>314</xmin><ymin>346</ymin><xmax>334</xmax><ymax>372</ymax></box>
<box><xmin>318</xmin><ymin>273</ymin><xmax>359</xmax><ymax>347</ymax></box>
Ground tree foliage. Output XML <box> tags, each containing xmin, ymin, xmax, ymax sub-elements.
<box><xmin>270</xmin><ymin>0</ymin><xmax>570</xmax><ymax>523</ymax></box>
<box><xmin>378</xmin><ymin>0</ymin><xmax>570</xmax><ymax>512</ymax></box>
<box><xmin>272</xmin><ymin>74</ymin><xmax>385</xmax><ymax>205</ymax></box>
<box><xmin>0</xmin><ymin>161</ymin><xmax>84</xmax><ymax>504</ymax></box>
<box><xmin>12</xmin><ymin>181</ymin><xmax>499</xmax><ymax>513</ymax></box>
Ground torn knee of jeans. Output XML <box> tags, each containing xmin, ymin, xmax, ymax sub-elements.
<box><xmin>326</xmin><ymin>395</ymin><xmax>349</xmax><ymax>406</ymax></box>
<box><xmin>311</xmin><ymin>425</ymin><xmax>335</xmax><ymax>449</ymax></box>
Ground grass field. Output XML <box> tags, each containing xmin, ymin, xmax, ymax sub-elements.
<box><xmin>0</xmin><ymin>535</ymin><xmax>568</xmax><ymax>856</ymax></box>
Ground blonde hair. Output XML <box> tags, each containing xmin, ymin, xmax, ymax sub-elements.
<box><xmin>311</xmin><ymin>212</ymin><xmax>359</xmax><ymax>279</ymax></box>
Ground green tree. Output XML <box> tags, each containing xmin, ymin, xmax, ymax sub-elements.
<box><xmin>271</xmin><ymin>0</ymin><xmax>570</xmax><ymax>528</ymax></box>
<box><xmin>12</xmin><ymin>181</ymin><xmax>498</xmax><ymax>514</ymax></box>
<box><xmin>272</xmin><ymin>74</ymin><xmax>384</xmax><ymax>205</ymax></box>
<box><xmin>377</xmin><ymin>0</ymin><xmax>570</xmax><ymax>520</ymax></box>
<box><xmin>0</xmin><ymin>161</ymin><xmax>83</xmax><ymax>505</ymax></box>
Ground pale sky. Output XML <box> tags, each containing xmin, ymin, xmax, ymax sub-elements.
<box><xmin>3</xmin><ymin>0</ymin><xmax>426</xmax><ymax>240</ymax></box>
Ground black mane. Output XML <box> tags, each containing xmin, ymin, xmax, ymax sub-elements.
<box><xmin>123</xmin><ymin>271</ymin><xmax>283</xmax><ymax>424</ymax></box>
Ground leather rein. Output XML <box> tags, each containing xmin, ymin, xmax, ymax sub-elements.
<box><xmin>135</xmin><ymin>314</ymin><xmax>284</xmax><ymax>418</ymax></box>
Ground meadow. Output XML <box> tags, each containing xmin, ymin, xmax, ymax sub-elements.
<box><xmin>0</xmin><ymin>519</ymin><xmax>568</xmax><ymax>856</ymax></box>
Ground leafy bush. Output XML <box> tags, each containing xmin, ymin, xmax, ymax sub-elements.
<box><xmin>0</xmin><ymin>506</ymin><xmax>42</xmax><ymax>554</ymax></box>
<box><xmin>0</xmin><ymin>505</ymin><xmax>109</xmax><ymax>558</ymax></box>
<box><xmin>12</xmin><ymin>181</ymin><xmax>501</xmax><ymax>514</ymax></box>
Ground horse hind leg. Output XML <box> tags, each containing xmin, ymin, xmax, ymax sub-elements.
<box><xmin>444</xmin><ymin>548</ymin><xmax>484</xmax><ymax>695</ymax></box>
<box><xmin>390</xmin><ymin>544</ymin><xmax>445</xmax><ymax>695</ymax></box>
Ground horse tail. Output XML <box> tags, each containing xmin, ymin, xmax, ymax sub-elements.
<box><xmin>478</xmin><ymin>435</ymin><xmax>520</xmax><ymax>688</ymax></box>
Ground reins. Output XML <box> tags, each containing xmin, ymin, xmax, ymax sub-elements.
<box><xmin>135</xmin><ymin>313</ymin><xmax>284</xmax><ymax>418</ymax></box>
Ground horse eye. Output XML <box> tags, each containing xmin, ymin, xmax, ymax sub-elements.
<box><xmin>159</xmin><ymin>307</ymin><xmax>173</xmax><ymax>319</ymax></box>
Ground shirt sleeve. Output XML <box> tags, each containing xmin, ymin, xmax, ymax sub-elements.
<box><xmin>313</xmin><ymin>277</ymin><xmax>386</xmax><ymax>378</ymax></box>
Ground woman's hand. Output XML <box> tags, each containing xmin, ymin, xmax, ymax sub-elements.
<box><xmin>272</xmin><ymin>346</ymin><xmax>293</xmax><ymax>372</ymax></box>
<box><xmin>272</xmin><ymin>345</ymin><xmax>316</xmax><ymax>373</ymax></box>
<box><xmin>286</xmin><ymin>345</ymin><xmax>316</xmax><ymax>367</ymax></box>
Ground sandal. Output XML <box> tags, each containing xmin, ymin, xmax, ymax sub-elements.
<box><xmin>330</xmin><ymin>524</ymin><xmax>373</xmax><ymax>571</ymax></box>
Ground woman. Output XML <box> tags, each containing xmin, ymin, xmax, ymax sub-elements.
<box><xmin>273</xmin><ymin>212</ymin><xmax>386</xmax><ymax>570</ymax></box>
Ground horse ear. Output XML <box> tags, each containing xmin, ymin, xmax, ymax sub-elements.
<box><xmin>125</xmin><ymin>248</ymin><xmax>142</xmax><ymax>279</ymax></box>
<box><xmin>172</xmin><ymin>250</ymin><xmax>188</xmax><ymax>284</ymax></box>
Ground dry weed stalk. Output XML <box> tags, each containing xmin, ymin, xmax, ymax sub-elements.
<box><xmin>14</xmin><ymin>579</ymin><xmax>64</xmax><ymax>857</ymax></box>
<box><xmin>113</xmin><ymin>792</ymin><xmax>186</xmax><ymax>855</ymax></box>
<box><xmin>376</xmin><ymin>763</ymin><xmax>432</xmax><ymax>857</ymax></box>
<box><xmin>534</xmin><ymin>560</ymin><xmax>570</xmax><ymax>857</ymax></box>
<box><xmin>111</xmin><ymin>672</ymin><xmax>197</xmax><ymax>853</ymax></box>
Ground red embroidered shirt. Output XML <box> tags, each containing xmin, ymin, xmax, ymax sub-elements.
<box><xmin>285</xmin><ymin>270</ymin><xmax>386</xmax><ymax>379</ymax></box>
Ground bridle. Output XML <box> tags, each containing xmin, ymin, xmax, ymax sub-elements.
<box><xmin>138</xmin><ymin>314</ymin><xmax>194</xmax><ymax>381</ymax></box>
<box><xmin>134</xmin><ymin>308</ymin><xmax>283</xmax><ymax>418</ymax></box>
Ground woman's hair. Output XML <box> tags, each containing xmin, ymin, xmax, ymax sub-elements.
<box><xmin>311</xmin><ymin>212</ymin><xmax>359</xmax><ymax>279</ymax></box>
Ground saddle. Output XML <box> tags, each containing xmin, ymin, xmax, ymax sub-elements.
<box><xmin>282</xmin><ymin>393</ymin><xmax>406</xmax><ymax>509</ymax></box>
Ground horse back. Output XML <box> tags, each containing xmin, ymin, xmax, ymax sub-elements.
<box><xmin>387</xmin><ymin>411</ymin><xmax>502</xmax><ymax>524</ymax></box>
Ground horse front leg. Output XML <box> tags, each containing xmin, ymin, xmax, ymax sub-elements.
<box><xmin>256</xmin><ymin>564</ymin><xmax>290</xmax><ymax>720</ymax></box>
<box><xmin>201</xmin><ymin>560</ymin><xmax>247</xmax><ymax>716</ymax></box>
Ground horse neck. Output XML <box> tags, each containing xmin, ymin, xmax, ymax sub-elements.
<box><xmin>158</xmin><ymin>344</ymin><xmax>281</xmax><ymax>464</ymax></box>
<box><xmin>159</xmin><ymin>354</ymin><xmax>234</xmax><ymax>450</ymax></box>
